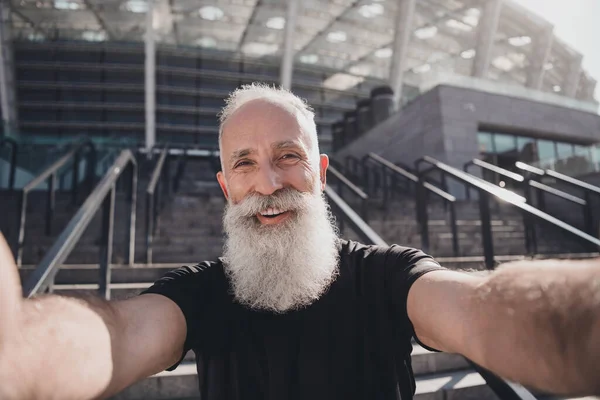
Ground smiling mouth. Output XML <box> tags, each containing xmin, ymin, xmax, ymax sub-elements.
<box><xmin>256</xmin><ymin>208</ymin><xmax>292</xmax><ymax>224</ymax></box>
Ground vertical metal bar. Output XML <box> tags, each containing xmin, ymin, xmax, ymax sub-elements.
<box><xmin>389</xmin><ymin>0</ymin><xmax>417</xmax><ymax>108</ymax></box>
<box><xmin>126</xmin><ymin>163</ymin><xmax>137</xmax><ymax>266</ymax></box>
<box><xmin>382</xmin><ymin>167</ymin><xmax>389</xmax><ymax>210</ymax></box>
<box><xmin>363</xmin><ymin>163</ymin><xmax>370</xmax><ymax>194</ymax></box>
<box><xmin>86</xmin><ymin>145</ymin><xmax>97</xmax><ymax>194</ymax></box>
<box><xmin>8</xmin><ymin>141</ymin><xmax>16</xmax><ymax>190</ymax></box>
<box><xmin>463</xmin><ymin>165</ymin><xmax>471</xmax><ymax>200</ymax></box>
<box><xmin>478</xmin><ymin>190</ymin><xmax>495</xmax><ymax>270</ymax></box>
<box><xmin>522</xmin><ymin>179</ymin><xmax>536</xmax><ymax>255</ymax></box>
<box><xmin>537</xmin><ymin>186</ymin><xmax>546</xmax><ymax>212</ymax></box>
<box><xmin>472</xmin><ymin>0</ymin><xmax>503</xmax><ymax>78</ymax></box>
<box><xmin>146</xmin><ymin>192</ymin><xmax>154</xmax><ymax>264</ymax></box>
<box><xmin>361</xmin><ymin>198</ymin><xmax>368</xmax><ymax>223</ymax></box>
<box><xmin>71</xmin><ymin>152</ymin><xmax>80</xmax><ymax>205</ymax></box>
<box><xmin>583</xmin><ymin>191</ymin><xmax>594</xmax><ymax>235</ymax></box>
<box><xmin>449</xmin><ymin>201</ymin><xmax>459</xmax><ymax>256</ymax></box>
<box><xmin>145</xmin><ymin>0</ymin><xmax>157</xmax><ymax>154</ymax></box>
<box><xmin>416</xmin><ymin>179</ymin><xmax>430</xmax><ymax>252</ymax></box>
<box><xmin>45</xmin><ymin>173</ymin><xmax>56</xmax><ymax>236</ymax></box>
<box><xmin>99</xmin><ymin>185</ymin><xmax>116</xmax><ymax>300</ymax></box>
<box><xmin>15</xmin><ymin>191</ymin><xmax>27</xmax><ymax>266</ymax></box>
<box><xmin>280</xmin><ymin>0</ymin><xmax>299</xmax><ymax>90</ymax></box>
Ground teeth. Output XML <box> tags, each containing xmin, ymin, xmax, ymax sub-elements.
<box><xmin>260</xmin><ymin>208</ymin><xmax>285</xmax><ymax>216</ymax></box>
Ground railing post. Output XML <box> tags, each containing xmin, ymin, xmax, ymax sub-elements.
<box><xmin>361</xmin><ymin>198</ymin><xmax>368</xmax><ymax>223</ymax></box>
<box><xmin>382</xmin><ymin>167</ymin><xmax>389</xmax><ymax>210</ymax></box>
<box><xmin>99</xmin><ymin>185</ymin><xmax>116</xmax><ymax>300</ymax></box>
<box><xmin>478</xmin><ymin>190</ymin><xmax>495</xmax><ymax>270</ymax></box>
<box><xmin>361</xmin><ymin>157</ymin><xmax>369</xmax><ymax>188</ymax></box>
<box><xmin>521</xmin><ymin>178</ymin><xmax>537</xmax><ymax>255</ymax></box>
<box><xmin>15</xmin><ymin>191</ymin><xmax>27</xmax><ymax>266</ymax></box>
<box><xmin>8</xmin><ymin>141</ymin><xmax>16</xmax><ymax>191</ymax></box>
<box><xmin>449</xmin><ymin>201</ymin><xmax>459</xmax><ymax>256</ymax></box>
<box><xmin>71</xmin><ymin>152</ymin><xmax>80</xmax><ymax>205</ymax></box>
<box><xmin>45</xmin><ymin>173</ymin><xmax>56</xmax><ymax>236</ymax></box>
<box><xmin>463</xmin><ymin>165</ymin><xmax>471</xmax><ymax>200</ymax></box>
<box><xmin>363</xmin><ymin>164</ymin><xmax>371</xmax><ymax>194</ymax></box>
<box><xmin>86</xmin><ymin>146</ymin><xmax>97</xmax><ymax>194</ymax></box>
<box><xmin>126</xmin><ymin>163</ymin><xmax>137</xmax><ymax>266</ymax></box>
<box><xmin>583</xmin><ymin>191</ymin><xmax>594</xmax><ymax>235</ymax></box>
<box><xmin>416</xmin><ymin>178</ymin><xmax>430</xmax><ymax>253</ymax></box>
<box><xmin>146</xmin><ymin>192</ymin><xmax>154</xmax><ymax>264</ymax></box>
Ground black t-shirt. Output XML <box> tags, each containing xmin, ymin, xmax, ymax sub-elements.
<box><xmin>142</xmin><ymin>240</ymin><xmax>444</xmax><ymax>400</ymax></box>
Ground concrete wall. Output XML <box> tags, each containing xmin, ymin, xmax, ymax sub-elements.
<box><xmin>334</xmin><ymin>88</ymin><xmax>445</xmax><ymax>167</ymax></box>
<box><xmin>334</xmin><ymin>84</ymin><xmax>600</xmax><ymax>196</ymax></box>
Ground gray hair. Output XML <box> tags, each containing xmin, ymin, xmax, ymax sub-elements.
<box><xmin>218</xmin><ymin>83</ymin><xmax>320</xmax><ymax>164</ymax></box>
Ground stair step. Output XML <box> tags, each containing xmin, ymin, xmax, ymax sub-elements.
<box><xmin>111</xmin><ymin>362</ymin><xmax>495</xmax><ymax>400</ymax></box>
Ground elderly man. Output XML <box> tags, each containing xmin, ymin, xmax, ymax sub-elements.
<box><xmin>0</xmin><ymin>84</ymin><xmax>599</xmax><ymax>400</ymax></box>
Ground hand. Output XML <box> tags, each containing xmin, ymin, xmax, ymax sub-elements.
<box><xmin>0</xmin><ymin>233</ymin><xmax>24</xmax><ymax>397</ymax></box>
<box><xmin>0</xmin><ymin>233</ymin><xmax>22</xmax><ymax>342</ymax></box>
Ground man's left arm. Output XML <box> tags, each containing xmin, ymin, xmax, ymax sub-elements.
<box><xmin>407</xmin><ymin>258</ymin><xmax>600</xmax><ymax>396</ymax></box>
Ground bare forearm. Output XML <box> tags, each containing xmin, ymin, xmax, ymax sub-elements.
<box><xmin>472</xmin><ymin>258</ymin><xmax>600</xmax><ymax>395</ymax></box>
<box><xmin>0</xmin><ymin>295</ymin><xmax>120</xmax><ymax>400</ymax></box>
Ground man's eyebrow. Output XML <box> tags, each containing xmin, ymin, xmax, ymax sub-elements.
<box><xmin>231</xmin><ymin>148</ymin><xmax>256</xmax><ymax>160</ymax></box>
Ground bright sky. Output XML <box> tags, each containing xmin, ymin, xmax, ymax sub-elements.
<box><xmin>513</xmin><ymin>0</ymin><xmax>600</xmax><ymax>102</ymax></box>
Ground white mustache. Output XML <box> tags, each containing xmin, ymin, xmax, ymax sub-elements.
<box><xmin>229</xmin><ymin>188</ymin><xmax>312</xmax><ymax>218</ymax></box>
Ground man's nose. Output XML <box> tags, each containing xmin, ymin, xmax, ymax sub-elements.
<box><xmin>254</xmin><ymin>164</ymin><xmax>283</xmax><ymax>196</ymax></box>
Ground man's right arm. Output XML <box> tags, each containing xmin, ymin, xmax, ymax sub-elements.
<box><xmin>0</xmin><ymin>236</ymin><xmax>187</xmax><ymax>400</ymax></box>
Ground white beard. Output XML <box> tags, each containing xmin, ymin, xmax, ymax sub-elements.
<box><xmin>222</xmin><ymin>187</ymin><xmax>340</xmax><ymax>313</ymax></box>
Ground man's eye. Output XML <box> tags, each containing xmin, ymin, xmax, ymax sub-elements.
<box><xmin>234</xmin><ymin>161</ymin><xmax>251</xmax><ymax>168</ymax></box>
<box><xmin>281</xmin><ymin>154</ymin><xmax>298</xmax><ymax>160</ymax></box>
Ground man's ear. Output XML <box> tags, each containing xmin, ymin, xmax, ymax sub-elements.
<box><xmin>319</xmin><ymin>154</ymin><xmax>329</xmax><ymax>190</ymax></box>
<box><xmin>216</xmin><ymin>171</ymin><xmax>229</xmax><ymax>200</ymax></box>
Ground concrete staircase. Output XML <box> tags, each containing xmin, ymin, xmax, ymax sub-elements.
<box><xmin>334</xmin><ymin>169</ymin><xmax>595</xmax><ymax>266</ymax></box>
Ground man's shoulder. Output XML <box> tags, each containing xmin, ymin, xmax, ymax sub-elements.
<box><xmin>146</xmin><ymin>259</ymin><xmax>226</xmax><ymax>289</ymax></box>
<box><xmin>340</xmin><ymin>239</ymin><xmax>426</xmax><ymax>258</ymax></box>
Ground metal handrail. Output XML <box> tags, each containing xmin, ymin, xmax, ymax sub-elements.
<box><xmin>324</xmin><ymin>186</ymin><xmax>386</xmax><ymax>246</ymax></box>
<box><xmin>146</xmin><ymin>146</ymin><xmax>171</xmax><ymax>264</ymax></box>
<box><xmin>467</xmin><ymin>159</ymin><xmax>587</xmax><ymax>207</ymax></box>
<box><xmin>0</xmin><ymin>137</ymin><xmax>17</xmax><ymax>190</ymax></box>
<box><xmin>23</xmin><ymin>150</ymin><xmax>137</xmax><ymax>298</ymax></box>
<box><xmin>464</xmin><ymin>159</ymin><xmax>524</xmax><ymax>199</ymax></box>
<box><xmin>15</xmin><ymin>138</ymin><xmax>97</xmax><ymax>266</ymax></box>
<box><xmin>325</xmin><ymin>182</ymin><xmax>538</xmax><ymax>400</ymax></box>
<box><xmin>544</xmin><ymin>168</ymin><xmax>600</xmax><ymax>195</ymax></box>
<box><xmin>366</xmin><ymin>153</ymin><xmax>460</xmax><ymax>256</ymax></box>
<box><xmin>327</xmin><ymin>165</ymin><xmax>369</xmax><ymax>222</ymax></box>
<box><xmin>512</xmin><ymin>161</ymin><xmax>593</xmax><ymax>233</ymax></box>
<box><xmin>415</xmin><ymin>156</ymin><xmax>600</xmax><ymax>268</ymax></box>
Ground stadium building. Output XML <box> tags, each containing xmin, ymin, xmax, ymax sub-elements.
<box><xmin>1</xmin><ymin>1</ymin><xmax>600</xmax><ymax>399</ymax></box>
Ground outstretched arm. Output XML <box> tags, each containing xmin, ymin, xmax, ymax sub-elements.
<box><xmin>0</xmin><ymin>235</ymin><xmax>187</xmax><ymax>400</ymax></box>
<box><xmin>407</xmin><ymin>258</ymin><xmax>600</xmax><ymax>396</ymax></box>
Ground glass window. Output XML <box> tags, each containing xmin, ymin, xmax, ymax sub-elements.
<box><xmin>517</xmin><ymin>136</ymin><xmax>538</xmax><ymax>163</ymax></box>
<box><xmin>556</xmin><ymin>142</ymin><xmax>574</xmax><ymax>159</ymax></box>
<box><xmin>537</xmin><ymin>140</ymin><xmax>556</xmax><ymax>168</ymax></box>
<box><xmin>573</xmin><ymin>144</ymin><xmax>592</xmax><ymax>158</ymax></box>
<box><xmin>494</xmin><ymin>134</ymin><xmax>517</xmax><ymax>154</ymax></box>
<box><xmin>477</xmin><ymin>132</ymin><xmax>494</xmax><ymax>154</ymax></box>
<box><xmin>593</xmin><ymin>145</ymin><xmax>600</xmax><ymax>172</ymax></box>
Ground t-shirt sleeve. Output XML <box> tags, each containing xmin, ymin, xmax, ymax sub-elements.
<box><xmin>141</xmin><ymin>264</ymin><xmax>210</xmax><ymax>371</ymax></box>
<box><xmin>383</xmin><ymin>245</ymin><xmax>446</xmax><ymax>352</ymax></box>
